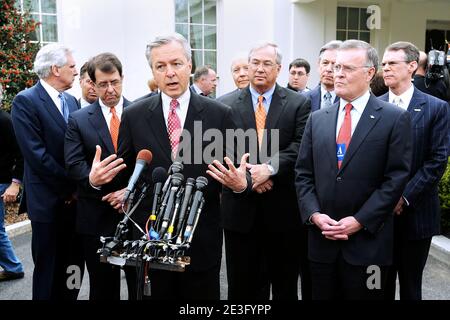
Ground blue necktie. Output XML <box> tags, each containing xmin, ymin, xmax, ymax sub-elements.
<box><xmin>58</xmin><ymin>92</ymin><xmax>69</xmax><ymax>123</ymax></box>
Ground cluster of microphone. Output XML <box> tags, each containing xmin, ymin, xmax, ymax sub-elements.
<box><xmin>99</xmin><ymin>149</ymin><xmax>208</xmax><ymax>273</ymax></box>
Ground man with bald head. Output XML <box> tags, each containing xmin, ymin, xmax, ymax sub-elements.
<box><xmin>217</xmin><ymin>56</ymin><xmax>249</xmax><ymax>102</ymax></box>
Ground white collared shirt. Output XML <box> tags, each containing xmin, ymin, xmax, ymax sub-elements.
<box><xmin>40</xmin><ymin>79</ymin><xmax>64</xmax><ymax>116</ymax></box>
<box><xmin>161</xmin><ymin>89</ymin><xmax>190</xmax><ymax>130</ymax></box>
<box><xmin>249</xmin><ymin>84</ymin><xmax>276</xmax><ymax>114</ymax></box>
<box><xmin>191</xmin><ymin>83</ymin><xmax>204</xmax><ymax>96</ymax></box>
<box><xmin>99</xmin><ymin>96</ymin><xmax>124</xmax><ymax>130</ymax></box>
<box><xmin>80</xmin><ymin>97</ymin><xmax>92</xmax><ymax>108</ymax></box>
<box><xmin>336</xmin><ymin>90</ymin><xmax>371</xmax><ymax>138</ymax></box>
<box><xmin>388</xmin><ymin>84</ymin><xmax>414</xmax><ymax>110</ymax></box>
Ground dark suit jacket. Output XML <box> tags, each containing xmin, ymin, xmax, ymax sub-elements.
<box><xmin>303</xmin><ymin>84</ymin><xmax>339</xmax><ymax>112</ymax></box>
<box><xmin>0</xmin><ymin>110</ymin><xmax>23</xmax><ymax>184</ymax></box>
<box><xmin>64</xmin><ymin>98</ymin><xmax>132</xmax><ymax>236</ymax></box>
<box><xmin>216</xmin><ymin>88</ymin><xmax>240</xmax><ymax>102</ymax></box>
<box><xmin>295</xmin><ymin>94</ymin><xmax>412</xmax><ymax>266</ymax></box>
<box><xmin>379</xmin><ymin>89</ymin><xmax>449</xmax><ymax>240</ymax></box>
<box><xmin>217</xmin><ymin>84</ymin><xmax>311</xmax><ymax>233</ymax></box>
<box><xmin>115</xmin><ymin>92</ymin><xmax>233</xmax><ymax>272</ymax></box>
<box><xmin>11</xmin><ymin>81</ymin><xmax>79</xmax><ymax>223</ymax></box>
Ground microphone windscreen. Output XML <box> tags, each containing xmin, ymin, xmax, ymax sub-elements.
<box><xmin>137</xmin><ymin>149</ymin><xmax>153</xmax><ymax>164</ymax></box>
<box><xmin>152</xmin><ymin>167</ymin><xmax>167</xmax><ymax>184</ymax></box>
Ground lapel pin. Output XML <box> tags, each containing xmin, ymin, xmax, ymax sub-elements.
<box><xmin>414</xmin><ymin>108</ymin><xmax>421</xmax><ymax>112</ymax></box>
<box><xmin>370</xmin><ymin>115</ymin><xmax>375</xmax><ymax>119</ymax></box>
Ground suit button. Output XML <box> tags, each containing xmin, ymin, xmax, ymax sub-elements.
<box><xmin>336</xmin><ymin>177</ymin><xmax>342</xmax><ymax>182</ymax></box>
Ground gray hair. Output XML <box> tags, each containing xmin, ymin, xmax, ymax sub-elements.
<box><xmin>385</xmin><ymin>41</ymin><xmax>420</xmax><ymax>64</ymax></box>
<box><xmin>248</xmin><ymin>42</ymin><xmax>282</xmax><ymax>65</ymax></box>
<box><xmin>193</xmin><ymin>65</ymin><xmax>211</xmax><ymax>82</ymax></box>
<box><xmin>33</xmin><ymin>43</ymin><xmax>72</xmax><ymax>79</ymax></box>
<box><xmin>319</xmin><ymin>40</ymin><xmax>342</xmax><ymax>59</ymax></box>
<box><xmin>339</xmin><ymin>39</ymin><xmax>379</xmax><ymax>72</ymax></box>
<box><xmin>145</xmin><ymin>33</ymin><xmax>192</xmax><ymax>68</ymax></box>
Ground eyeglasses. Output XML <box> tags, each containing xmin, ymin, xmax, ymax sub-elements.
<box><xmin>380</xmin><ymin>61</ymin><xmax>409</xmax><ymax>68</ymax></box>
<box><xmin>333</xmin><ymin>64</ymin><xmax>373</xmax><ymax>73</ymax></box>
<box><xmin>249</xmin><ymin>60</ymin><xmax>278</xmax><ymax>70</ymax></box>
<box><xmin>289</xmin><ymin>71</ymin><xmax>308</xmax><ymax>77</ymax></box>
<box><xmin>96</xmin><ymin>80</ymin><xmax>122</xmax><ymax>90</ymax></box>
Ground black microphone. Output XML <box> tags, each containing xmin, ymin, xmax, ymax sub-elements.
<box><xmin>149</xmin><ymin>167</ymin><xmax>167</xmax><ymax>235</ymax></box>
<box><xmin>123</xmin><ymin>150</ymin><xmax>153</xmax><ymax>203</ymax></box>
<box><xmin>161</xmin><ymin>162</ymin><xmax>184</xmax><ymax>195</ymax></box>
<box><xmin>159</xmin><ymin>173</ymin><xmax>184</xmax><ymax>237</ymax></box>
<box><xmin>176</xmin><ymin>177</ymin><xmax>195</xmax><ymax>236</ymax></box>
<box><xmin>183</xmin><ymin>176</ymin><xmax>208</xmax><ymax>242</ymax></box>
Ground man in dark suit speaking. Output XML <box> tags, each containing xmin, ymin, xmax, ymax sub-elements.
<box><xmin>88</xmin><ymin>33</ymin><xmax>247</xmax><ymax>299</ymax></box>
<box><xmin>295</xmin><ymin>40</ymin><xmax>413</xmax><ymax>300</ymax></box>
<box><xmin>11</xmin><ymin>44</ymin><xmax>83</xmax><ymax>300</ymax></box>
<box><xmin>379</xmin><ymin>42</ymin><xmax>449</xmax><ymax>300</ymax></box>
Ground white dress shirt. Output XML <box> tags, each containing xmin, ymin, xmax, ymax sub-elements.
<box><xmin>40</xmin><ymin>80</ymin><xmax>64</xmax><ymax>116</ymax></box>
<box><xmin>388</xmin><ymin>84</ymin><xmax>414</xmax><ymax>110</ymax></box>
<box><xmin>336</xmin><ymin>90</ymin><xmax>371</xmax><ymax>138</ymax></box>
<box><xmin>161</xmin><ymin>90</ymin><xmax>190</xmax><ymax>130</ymax></box>
<box><xmin>99</xmin><ymin>96</ymin><xmax>124</xmax><ymax>130</ymax></box>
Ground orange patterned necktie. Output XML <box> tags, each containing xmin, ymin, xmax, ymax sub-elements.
<box><xmin>255</xmin><ymin>95</ymin><xmax>267</xmax><ymax>147</ymax></box>
<box><xmin>336</xmin><ymin>103</ymin><xmax>353</xmax><ymax>169</ymax></box>
<box><xmin>110</xmin><ymin>106</ymin><xmax>120</xmax><ymax>152</ymax></box>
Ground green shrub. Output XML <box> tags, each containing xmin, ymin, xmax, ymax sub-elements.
<box><xmin>439</xmin><ymin>157</ymin><xmax>450</xmax><ymax>234</ymax></box>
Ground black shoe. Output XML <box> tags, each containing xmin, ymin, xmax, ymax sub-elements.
<box><xmin>0</xmin><ymin>271</ymin><xmax>25</xmax><ymax>282</ymax></box>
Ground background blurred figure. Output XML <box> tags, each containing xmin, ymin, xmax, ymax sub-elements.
<box><xmin>148</xmin><ymin>78</ymin><xmax>159</xmax><ymax>93</ymax></box>
<box><xmin>191</xmin><ymin>65</ymin><xmax>217</xmax><ymax>97</ymax></box>
<box><xmin>78</xmin><ymin>61</ymin><xmax>97</xmax><ymax>107</ymax></box>
<box><xmin>287</xmin><ymin>58</ymin><xmax>310</xmax><ymax>93</ymax></box>
<box><xmin>413</xmin><ymin>51</ymin><xmax>449</xmax><ymax>102</ymax></box>
<box><xmin>217</xmin><ymin>56</ymin><xmax>249</xmax><ymax>100</ymax></box>
<box><xmin>303</xmin><ymin>40</ymin><xmax>342</xmax><ymax>111</ymax></box>
<box><xmin>0</xmin><ymin>85</ymin><xmax>25</xmax><ymax>282</ymax></box>
<box><xmin>370</xmin><ymin>71</ymin><xmax>389</xmax><ymax>97</ymax></box>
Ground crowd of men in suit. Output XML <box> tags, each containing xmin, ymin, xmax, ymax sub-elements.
<box><xmin>1</xmin><ymin>32</ymin><xmax>448</xmax><ymax>301</ymax></box>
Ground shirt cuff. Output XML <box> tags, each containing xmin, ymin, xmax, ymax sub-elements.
<box><xmin>402</xmin><ymin>196</ymin><xmax>409</xmax><ymax>206</ymax></box>
<box><xmin>12</xmin><ymin>179</ymin><xmax>22</xmax><ymax>185</ymax></box>
<box><xmin>90</xmin><ymin>180</ymin><xmax>102</xmax><ymax>190</ymax></box>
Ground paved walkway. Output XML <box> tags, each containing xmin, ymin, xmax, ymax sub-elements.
<box><xmin>1</xmin><ymin>231</ymin><xmax>449</xmax><ymax>300</ymax></box>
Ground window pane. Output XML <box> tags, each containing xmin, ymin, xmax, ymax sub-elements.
<box><xmin>204</xmin><ymin>25</ymin><xmax>216</xmax><ymax>50</ymax></box>
<box><xmin>42</xmin><ymin>15</ymin><xmax>57</xmax><ymax>42</ymax></box>
<box><xmin>348</xmin><ymin>7</ymin><xmax>359</xmax><ymax>30</ymax></box>
<box><xmin>175</xmin><ymin>0</ymin><xmax>188</xmax><ymax>23</ymax></box>
<box><xmin>336</xmin><ymin>30</ymin><xmax>346</xmax><ymax>41</ymax></box>
<box><xmin>337</xmin><ymin>7</ymin><xmax>347</xmax><ymax>30</ymax></box>
<box><xmin>30</xmin><ymin>13</ymin><xmax>40</xmax><ymax>41</ymax></box>
<box><xmin>348</xmin><ymin>31</ymin><xmax>358</xmax><ymax>40</ymax></box>
<box><xmin>359</xmin><ymin>31</ymin><xmax>370</xmax><ymax>43</ymax></box>
<box><xmin>190</xmin><ymin>24</ymin><xmax>202</xmax><ymax>49</ymax></box>
<box><xmin>204</xmin><ymin>0</ymin><xmax>216</xmax><ymax>24</ymax></box>
<box><xmin>204</xmin><ymin>51</ymin><xmax>216</xmax><ymax>72</ymax></box>
<box><xmin>41</xmin><ymin>0</ymin><xmax>56</xmax><ymax>13</ymax></box>
<box><xmin>24</xmin><ymin>0</ymin><xmax>39</xmax><ymax>12</ymax></box>
<box><xmin>192</xmin><ymin>50</ymin><xmax>203</xmax><ymax>74</ymax></box>
<box><xmin>190</xmin><ymin>0</ymin><xmax>202</xmax><ymax>24</ymax></box>
<box><xmin>175</xmin><ymin>24</ymin><xmax>188</xmax><ymax>40</ymax></box>
<box><xmin>359</xmin><ymin>8</ymin><xmax>369</xmax><ymax>31</ymax></box>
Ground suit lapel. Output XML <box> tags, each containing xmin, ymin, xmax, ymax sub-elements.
<box><xmin>237</xmin><ymin>88</ymin><xmax>257</xmax><ymax>130</ymax></box>
<box><xmin>324</xmin><ymin>103</ymin><xmax>340</xmax><ymax>167</ymax></box>
<box><xmin>266</xmin><ymin>84</ymin><xmax>286</xmax><ymax>130</ymax></box>
<box><xmin>338</xmin><ymin>95</ymin><xmax>381</xmax><ymax>173</ymax></box>
<box><xmin>36</xmin><ymin>82</ymin><xmax>67</xmax><ymax>131</ymax></box>
<box><xmin>407</xmin><ymin>88</ymin><xmax>426</xmax><ymax>126</ymax></box>
<box><xmin>145</xmin><ymin>95</ymin><xmax>172</xmax><ymax>162</ymax></box>
<box><xmin>88</xmin><ymin>101</ymin><xmax>115</xmax><ymax>155</ymax></box>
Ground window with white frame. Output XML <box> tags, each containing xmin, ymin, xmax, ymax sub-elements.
<box><xmin>175</xmin><ymin>0</ymin><xmax>217</xmax><ymax>74</ymax></box>
<box><xmin>336</xmin><ymin>6</ymin><xmax>370</xmax><ymax>43</ymax></box>
<box><xmin>15</xmin><ymin>0</ymin><xmax>57</xmax><ymax>45</ymax></box>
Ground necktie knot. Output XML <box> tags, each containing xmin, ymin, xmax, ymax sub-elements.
<box><xmin>110</xmin><ymin>106</ymin><xmax>117</xmax><ymax>115</ymax></box>
<box><xmin>392</xmin><ymin>97</ymin><xmax>403</xmax><ymax>107</ymax></box>
<box><xmin>344</xmin><ymin>103</ymin><xmax>353</xmax><ymax>114</ymax></box>
<box><xmin>170</xmin><ymin>99</ymin><xmax>179</xmax><ymax>112</ymax></box>
<box><xmin>258</xmin><ymin>95</ymin><xmax>264</xmax><ymax>104</ymax></box>
<box><xmin>324</xmin><ymin>91</ymin><xmax>332</xmax><ymax>101</ymax></box>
